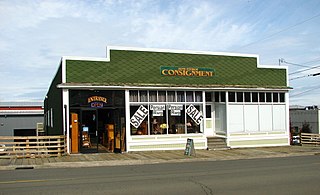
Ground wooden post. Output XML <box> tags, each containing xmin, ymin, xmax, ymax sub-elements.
<box><xmin>57</xmin><ymin>138</ymin><xmax>61</xmax><ymax>157</ymax></box>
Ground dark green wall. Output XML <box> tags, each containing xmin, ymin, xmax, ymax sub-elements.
<box><xmin>44</xmin><ymin>63</ymin><xmax>63</xmax><ymax>135</ymax></box>
<box><xmin>66</xmin><ymin>50</ymin><xmax>287</xmax><ymax>88</ymax></box>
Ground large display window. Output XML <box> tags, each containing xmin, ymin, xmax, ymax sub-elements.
<box><xmin>129</xmin><ymin>90</ymin><xmax>204</xmax><ymax>136</ymax></box>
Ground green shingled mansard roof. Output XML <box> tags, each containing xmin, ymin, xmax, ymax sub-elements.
<box><xmin>65</xmin><ymin>49</ymin><xmax>288</xmax><ymax>89</ymax></box>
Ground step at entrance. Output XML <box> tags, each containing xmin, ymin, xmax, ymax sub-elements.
<box><xmin>207</xmin><ymin>137</ymin><xmax>228</xmax><ymax>150</ymax></box>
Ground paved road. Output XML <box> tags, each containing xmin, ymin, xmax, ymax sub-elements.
<box><xmin>0</xmin><ymin>155</ymin><xmax>319</xmax><ymax>195</ymax></box>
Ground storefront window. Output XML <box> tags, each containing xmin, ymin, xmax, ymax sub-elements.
<box><xmin>129</xmin><ymin>90</ymin><xmax>205</xmax><ymax>136</ymax></box>
<box><xmin>150</xmin><ymin>104</ymin><xmax>167</xmax><ymax>134</ymax></box>
<box><xmin>130</xmin><ymin>105</ymin><xmax>148</xmax><ymax>135</ymax></box>
<box><xmin>168</xmin><ymin>104</ymin><xmax>185</xmax><ymax>134</ymax></box>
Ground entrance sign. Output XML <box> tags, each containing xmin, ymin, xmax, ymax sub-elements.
<box><xmin>186</xmin><ymin>104</ymin><xmax>203</xmax><ymax>125</ymax></box>
<box><xmin>87</xmin><ymin>96</ymin><xmax>107</xmax><ymax>108</ymax></box>
<box><xmin>130</xmin><ymin>105</ymin><xmax>148</xmax><ymax>128</ymax></box>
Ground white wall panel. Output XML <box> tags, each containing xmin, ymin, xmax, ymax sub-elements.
<box><xmin>229</xmin><ymin>105</ymin><xmax>244</xmax><ymax>133</ymax></box>
<box><xmin>273</xmin><ymin>105</ymin><xmax>286</xmax><ymax>131</ymax></box>
<box><xmin>244</xmin><ymin>105</ymin><xmax>259</xmax><ymax>132</ymax></box>
<box><xmin>259</xmin><ymin>105</ymin><xmax>273</xmax><ymax>131</ymax></box>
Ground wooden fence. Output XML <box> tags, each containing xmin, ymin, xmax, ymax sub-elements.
<box><xmin>0</xmin><ymin>135</ymin><xmax>66</xmax><ymax>158</ymax></box>
<box><xmin>301</xmin><ymin>133</ymin><xmax>320</xmax><ymax>146</ymax></box>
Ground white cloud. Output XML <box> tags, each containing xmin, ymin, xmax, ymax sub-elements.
<box><xmin>0</xmin><ymin>0</ymin><xmax>320</xmax><ymax>105</ymax></box>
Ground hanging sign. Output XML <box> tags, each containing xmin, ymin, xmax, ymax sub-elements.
<box><xmin>186</xmin><ymin>104</ymin><xmax>203</xmax><ymax>125</ymax></box>
<box><xmin>87</xmin><ymin>96</ymin><xmax>107</xmax><ymax>108</ymax></box>
<box><xmin>150</xmin><ymin>104</ymin><xmax>165</xmax><ymax>117</ymax></box>
<box><xmin>150</xmin><ymin>104</ymin><xmax>166</xmax><ymax>111</ymax></box>
<box><xmin>130</xmin><ymin>105</ymin><xmax>148</xmax><ymax>128</ymax></box>
<box><xmin>169</xmin><ymin>104</ymin><xmax>183</xmax><ymax>116</ymax></box>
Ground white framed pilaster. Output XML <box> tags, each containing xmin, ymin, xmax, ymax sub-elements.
<box><xmin>62</xmin><ymin>89</ymin><xmax>70</xmax><ymax>154</ymax></box>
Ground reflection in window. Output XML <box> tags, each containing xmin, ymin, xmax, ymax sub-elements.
<box><xmin>252</xmin><ymin>92</ymin><xmax>258</xmax><ymax>102</ymax></box>
<box><xmin>266</xmin><ymin>92</ymin><xmax>272</xmax><ymax>102</ymax></box>
<box><xmin>273</xmin><ymin>93</ymin><xmax>279</xmax><ymax>102</ymax></box>
<box><xmin>280</xmin><ymin>93</ymin><xmax>285</xmax><ymax>102</ymax></box>
<box><xmin>130</xmin><ymin>91</ymin><xmax>138</xmax><ymax>102</ymax></box>
<box><xmin>229</xmin><ymin>92</ymin><xmax>235</xmax><ymax>102</ymax></box>
<box><xmin>236</xmin><ymin>92</ymin><xmax>243</xmax><ymax>102</ymax></box>
<box><xmin>140</xmin><ymin>91</ymin><xmax>148</xmax><ymax>102</ymax></box>
<box><xmin>167</xmin><ymin>91</ymin><xmax>175</xmax><ymax>102</ymax></box>
<box><xmin>177</xmin><ymin>91</ymin><xmax>185</xmax><ymax>102</ymax></box>
<box><xmin>149</xmin><ymin>91</ymin><xmax>157</xmax><ymax>102</ymax></box>
<box><xmin>244</xmin><ymin>92</ymin><xmax>251</xmax><ymax>102</ymax></box>
<box><xmin>206</xmin><ymin>92</ymin><xmax>212</xmax><ymax>102</ymax></box>
<box><xmin>158</xmin><ymin>91</ymin><xmax>166</xmax><ymax>102</ymax></box>
<box><xmin>195</xmin><ymin>91</ymin><xmax>202</xmax><ymax>102</ymax></box>
<box><xmin>259</xmin><ymin>92</ymin><xmax>265</xmax><ymax>102</ymax></box>
<box><xmin>186</xmin><ymin>91</ymin><xmax>194</xmax><ymax>102</ymax></box>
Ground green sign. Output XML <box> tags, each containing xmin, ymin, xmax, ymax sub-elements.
<box><xmin>161</xmin><ymin>66</ymin><xmax>215</xmax><ymax>77</ymax></box>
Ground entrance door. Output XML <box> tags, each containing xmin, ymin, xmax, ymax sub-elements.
<box><xmin>80</xmin><ymin>110</ymin><xmax>99</xmax><ymax>153</ymax></box>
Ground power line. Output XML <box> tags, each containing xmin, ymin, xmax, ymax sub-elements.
<box><xmin>233</xmin><ymin>12</ymin><xmax>320</xmax><ymax>51</ymax></box>
<box><xmin>290</xmin><ymin>72</ymin><xmax>320</xmax><ymax>80</ymax></box>
<box><xmin>290</xmin><ymin>84</ymin><xmax>320</xmax><ymax>97</ymax></box>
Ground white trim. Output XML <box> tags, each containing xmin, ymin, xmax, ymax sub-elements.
<box><xmin>107</xmin><ymin>45</ymin><xmax>258</xmax><ymax>59</ymax></box>
<box><xmin>57</xmin><ymin>84</ymin><xmax>290</xmax><ymax>91</ymax></box>
<box><xmin>62</xmin><ymin>89</ymin><xmax>70</xmax><ymax>154</ymax></box>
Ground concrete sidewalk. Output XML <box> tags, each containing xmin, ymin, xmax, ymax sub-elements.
<box><xmin>0</xmin><ymin>146</ymin><xmax>319</xmax><ymax>170</ymax></box>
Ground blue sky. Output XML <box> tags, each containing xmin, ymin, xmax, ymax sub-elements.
<box><xmin>0</xmin><ymin>0</ymin><xmax>320</xmax><ymax>106</ymax></box>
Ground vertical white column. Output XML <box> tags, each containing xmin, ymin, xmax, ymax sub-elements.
<box><xmin>125</xmin><ymin>89</ymin><xmax>131</xmax><ymax>152</ymax></box>
<box><xmin>62</xmin><ymin>89</ymin><xmax>70</xmax><ymax>154</ymax></box>
<box><xmin>225</xmin><ymin>91</ymin><xmax>230</xmax><ymax>146</ymax></box>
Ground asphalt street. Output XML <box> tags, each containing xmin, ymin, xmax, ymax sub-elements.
<box><xmin>0</xmin><ymin>155</ymin><xmax>319</xmax><ymax>195</ymax></box>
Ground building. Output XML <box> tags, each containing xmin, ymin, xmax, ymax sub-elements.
<box><xmin>290</xmin><ymin>105</ymin><xmax>320</xmax><ymax>134</ymax></box>
<box><xmin>45</xmin><ymin>46</ymin><xmax>290</xmax><ymax>154</ymax></box>
<box><xmin>0</xmin><ymin>101</ymin><xmax>44</xmax><ymax>136</ymax></box>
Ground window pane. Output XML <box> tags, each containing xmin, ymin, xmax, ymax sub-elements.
<box><xmin>214</xmin><ymin>92</ymin><xmax>220</xmax><ymax>102</ymax></box>
<box><xmin>244</xmin><ymin>92</ymin><xmax>251</xmax><ymax>102</ymax></box>
<box><xmin>150</xmin><ymin>91</ymin><xmax>157</xmax><ymax>102</ymax></box>
<box><xmin>280</xmin><ymin>93</ymin><xmax>285</xmax><ymax>102</ymax></box>
<box><xmin>158</xmin><ymin>91</ymin><xmax>166</xmax><ymax>102</ymax></box>
<box><xmin>130</xmin><ymin>91</ymin><xmax>138</xmax><ymax>102</ymax></box>
<box><xmin>168</xmin><ymin>104</ymin><xmax>185</xmax><ymax>134</ymax></box>
<box><xmin>186</xmin><ymin>91</ymin><xmax>194</xmax><ymax>102</ymax></box>
<box><xmin>236</xmin><ymin>92</ymin><xmax>243</xmax><ymax>102</ymax></box>
<box><xmin>273</xmin><ymin>93</ymin><xmax>279</xmax><ymax>102</ymax></box>
<box><xmin>229</xmin><ymin>92</ymin><xmax>235</xmax><ymax>102</ymax></box>
<box><xmin>220</xmin><ymin>92</ymin><xmax>226</xmax><ymax>102</ymax></box>
<box><xmin>167</xmin><ymin>91</ymin><xmax>175</xmax><ymax>102</ymax></box>
<box><xmin>150</xmin><ymin>105</ymin><xmax>167</xmax><ymax>134</ymax></box>
<box><xmin>186</xmin><ymin>105</ymin><xmax>201</xmax><ymax>134</ymax></box>
<box><xmin>206</xmin><ymin>92</ymin><xmax>212</xmax><ymax>102</ymax></box>
<box><xmin>177</xmin><ymin>91</ymin><xmax>185</xmax><ymax>102</ymax></box>
<box><xmin>252</xmin><ymin>92</ymin><xmax>258</xmax><ymax>102</ymax></box>
<box><xmin>266</xmin><ymin>92</ymin><xmax>272</xmax><ymax>102</ymax></box>
<box><xmin>130</xmin><ymin>105</ymin><xmax>148</xmax><ymax>135</ymax></box>
<box><xmin>259</xmin><ymin>92</ymin><xmax>265</xmax><ymax>102</ymax></box>
<box><xmin>206</xmin><ymin>105</ymin><xmax>212</xmax><ymax>118</ymax></box>
<box><xmin>139</xmin><ymin>91</ymin><xmax>147</xmax><ymax>102</ymax></box>
<box><xmin>195</xmin><ymin>91</ymin><xmax>202</xmax><ymax>102</ymax></box>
